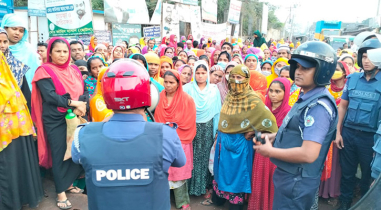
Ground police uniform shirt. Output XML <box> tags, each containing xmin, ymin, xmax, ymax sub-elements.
<box><xmin>71</xmin><ymin>114</ymin><xmax>186</xmax><ymax>172</ymax></box>
<box><xmin>341</xmin><ymin>71</ymin><xmax>381</xmax><ymax>101</ymax></box>
<box><xmin>296</xmin><ymin>87</ymin><xmax>336</xmax><ymax>144</ymax></box>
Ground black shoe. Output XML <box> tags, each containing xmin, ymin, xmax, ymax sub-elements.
<box><xmin>336</xmin><ymin>201</ymin><xmax>351</xmax><ymax>210</ymax></box>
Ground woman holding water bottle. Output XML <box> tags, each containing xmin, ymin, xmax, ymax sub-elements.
<box><xmin>31</xmin><ymin>37</ymin><xmax>89</xmax><ymax>209</ymax></box>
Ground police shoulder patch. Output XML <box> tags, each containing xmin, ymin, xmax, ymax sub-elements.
<box><xmin>305</xmin><ymin>115</ymin><xmax>315</xmax><ymax>127</ymax></box>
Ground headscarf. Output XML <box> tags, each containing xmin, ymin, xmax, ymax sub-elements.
<box><xmin>210</xmin><ymin>63</ymin><xmax>224</xmax><ymax>74</ymax></box>
<box><xmin>161</xmin><ymin>37</ymin><xmax>167</xmax><ymax>45</ymax></box>
<box><xmin>253</xmin><ymin>30</ymin><xmax>266</xmax><ymax>47</ymax></box>
<box><xmin>89</xmin><ymin>36</ymin><xmax>96</xmax><ymax>52</ymax></box>
<box><xmin>237</xmin><ymin>38</ymin><xmax>243</xmax><ymax>48</ymax></box>
<box><xmin>178</xmin><ymin>63</ymin><xmax>192</xmax><ymax>77</ymax></box>
<box><xmin>232</xmin><ymin>54</ymin><xmax>243</xmax><ymax>64</ymax></box>
<box><xmin>130</xmin><ymin>53</ymin><xmax>164</xmax><ymax>92</ymax></box>
<box><xmin>155</xmin><ymin>70</ymin><xmax>196</xmax><ymax>144</ymax></box>
<box><xmin>219</xmin><ymin>64</ymin><xmax>278</xmax><ymax>134</ymax></box>
<box><xmin>139</xmin><ymin>37</ymin><xmax>146</xmax><ymax>47</ymax></box>
<box><xmin>217</xmin><ymin>61</ymin><xmax>238</xmax><ymax>104</ymax></box>
<box><xmin>0</xmin><ymin>51</ymin><xmax>35</xmax><ymax>153</ymax></box>
<box><xmin>160</xmin><ymin>55</ymin><xmax>173</xmax><ymax>68</ymax></box>
<box><xmin>197</xmin><ymin>49</ymin><xmax>205</xmax><ymax>57</ymax></box>
<box><xmin>144</xmin><ymin>52</ymin><xmax>164</xmax><ymax>86</ymax></box>
<box><xmin>330</xmin><ymin>61</ymin><xmax>350</xmax><ymax>93</ymax></box>
<box><xmin>267</xmin><ymin>57</ymin><xmax>289</xmax><ymax>88</ymax></box>
<box><xmin>94</xmin><ymin>44</ymin><xmax>107</xmax><ymax>52</ymax></box>
<box><xmin>244</xmin><ymin>54</ymin><xmax>260</xmax><ymax>72</ymax></box>
<box><xmin>168</xmin><ymin>34</ymin><xmax>177</xmax><ymax>53</ymax></box>
<box><xmin>247</xmin><ymin>47</ymin><xmax>263</xmax><ymax>60</ymax></box>
<box><xmin>198</xmin><ymin>37</ymin><xmax>205</xmax><ymax>49</ymax></box>
<box><xmin>187</xmin><ymin>34</ymin><xmax>194</xmax><ymax>43</ymax></box>
<box><xmin>31</xmin><ymin>37</ymin><xmax>84</xmax><ymax>168</ymax></box>
<box><xmin>232</xmin><ymin>45</ymin><xmax>241</xmax><ymax>54</ymax></box>
<box><xmin>210</xmin><ymin>49</ymin><xmax>221</xmax><ymax>67</ymax></box>
<box><xmin>90</xmin><ymin>67</ymin><xmax>113</xmax><ymax>122</ymax></box>
<box><xmin>181</xmin><ymin>36</ymin><xmax>186</xmax><ymax>43</ymax></box>
<box><xmin>249</xmin><ymin>70</ymin><xmax>267</xmax><ymax>102</ymax></box>
<box><xmin>109</xmin><ymin>46</ymin><xmax>125</xmax><ymax>63</ymax></box>
<box><xmin>1</xmin><ymin>14</ymin><xmax>41</xmax><ymax>90</ymax></box>
<box><xmin>128</xmin><ymin>46</ymin><xmax>140</xmax><ymax>54</ymax></box>
<box><xmin>265</xmin><ymin>78</ymin><xmax>291</xmax><ymax>127</ymax></box>
<box><xmin>183</xmin><ymin>60</ymin><xmax>221</xmax><ymax>137</ymax></box>
<box><xmin>85</xmin><ymin>57</ymin><xmax>104</xmax><ymax>96</ymax></box>
<box><xmin>241</xmin><ymin>45</ymin><xmax>248</xmax><ymax>60</ymax></box>
<box><xmin>141</xmin><ymin>46</ymin><xmax>148</xmax><ymax>54</ymax></box>
<box><xmin>207</xmin><ymin>37</ymin><xmax>212</xmax><ymax>47</ymax></box>
<box><xmin>186</xmin><ymin>50</ymin><xmax>196</xmax><ymax>57</ymax></box>
<box><xmin>0</xmin><ymin>28</ymin><xmax>30</xmax><ymax>87</ymax></box>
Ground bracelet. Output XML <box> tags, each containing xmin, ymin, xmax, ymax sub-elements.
<box><xmin>68</xmin><ymin>99</ymin><xmax>72</xmax><ymax>106</ymax></box>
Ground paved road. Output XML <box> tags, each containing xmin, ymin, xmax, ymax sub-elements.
<box><xmin>22</xmin><ymin>177</ymin><xmax>356</xmax><ymax>210</ymax></box>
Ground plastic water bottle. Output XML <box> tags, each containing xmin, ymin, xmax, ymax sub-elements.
<box><xmin>65</xmin><ymin>109</ymin><xmax>76</xmax><ymax>120</ymax></box>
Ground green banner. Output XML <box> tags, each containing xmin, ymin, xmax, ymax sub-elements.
<box><xmin>48</xmin><ymin>20</ymin><xmax>93</xmax><ymax>36</ymax></box>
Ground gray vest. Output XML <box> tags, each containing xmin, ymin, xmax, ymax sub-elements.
<box><xmin>79</xmin><ymin>122</ymin><xmax>170</xmax><ymax>210</ymax></box>
<box><xmin>270</xmin><ymin>89</ymin><xmax>338</xmax><ymax>178</ymax></box>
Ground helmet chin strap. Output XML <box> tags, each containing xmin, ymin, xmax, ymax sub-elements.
<box><xmin>364</xmin><ymin>67</ymin><xmax>379</xmax><ymax>79</ymax></box>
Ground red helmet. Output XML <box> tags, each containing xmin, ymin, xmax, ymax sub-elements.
<box><xmin>102</xmin><ymin>59</ymin><xmax>151</xmax><ymax>110</ymax></box>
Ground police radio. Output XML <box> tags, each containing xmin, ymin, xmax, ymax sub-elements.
<box><xmin>250</xmin><ymin>124</ymin><xmax>266</xmax><ymax>144</ymax></box>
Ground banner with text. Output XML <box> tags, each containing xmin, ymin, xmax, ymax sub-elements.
<box><xmin>190</xmin><ymin>6</ymin><xmax>202</xmax><ymax>40</ymax></box>
<box><xmin>28</xmin><ymin>0</ymin><xmax>46</xmax><ymax>16</ymax></box>
<box><xmin>104</xmin><ymin>0</ymin><xmax>150</xmax><ymax>24</ymax></box>
<box><xmin>171</xmin><ymin>0</ymin><xmax>198</xmax><ymax>6</ymax></box>
<box><xmin>201</xmin><ymin>0</ymin><xmax>217</xmax><ymax>23</ymax></box>
<box><xmin>94</xmin><ymin>30</ymin><xmax>112</xmax><ymax>44</ymax></box>
<box><xmin>149</xmin><ymin>0</ymin><xmax>161</xmax><ymax>25</ymax></box>
<box><xmin>162</xmin><ymin>3</ymin><xmax>179</xmax><ymax>39</ymax></box>
<box><xmin>112</xmin><ymin>23</ymin><xmax>142</xmax><ymax>46</ymax></box>
<box><xmin>227</xmin><ymin>0</ymin><xmax>242</xmax><ymax>24</ymax></box>
<box><xmin>143</xmin><ymin>26</ymin><xmax>161</xmax><ymax>38</ymax></box>
<box><xmin>45</xmin><ymin>0</ymin><xmax>93</xmax><ymax>37</ymax></box>
<box><xmin>201</xmin><ymin>22</ymin><xmax>227</xmax><ymax>43</ymax></box>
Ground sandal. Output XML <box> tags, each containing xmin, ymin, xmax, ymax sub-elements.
<box><xmin>200</xmin><ymin>198</ymin><xmax>213</xmax><ymax>206</ymax></box>
<box><xmin>65</xmin><ymin>186</ymin><xmax>84</xmax><ymax>194</ymax></box>
<box><xmin>56</xmin><ymin>198</ymin><xmax>72</xmax><ymax>210</ymax></box>
<box><xmin>203</xmin><ymin>189</ymin><xmax>212</xmax><ymax>199</ymax></box>
<box><xmin>181</xmin><ymin>204</ymin><xmax>191</xmax><ymax>210</ymax></box>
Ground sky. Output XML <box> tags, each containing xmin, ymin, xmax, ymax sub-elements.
<box><xmin>264</xmin><ymin>0</ymin><xmax>379</xmax><ymax>24</ymax></box>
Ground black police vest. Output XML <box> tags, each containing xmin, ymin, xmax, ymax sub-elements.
<box><xmin>79</xmin><ymin>122</ymin><xmax>170</xmax><ymax>210</ymax></box>
<box><xmin>270</xmin><ymin>89</ymin><xmax>338</xmax><ymax>178</ymax></box>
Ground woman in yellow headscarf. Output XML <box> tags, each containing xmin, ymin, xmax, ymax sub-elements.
<box><xmin>90</xmin><ymin>67</ymin><xmax>113</xmax><ymax>122</ymax></box>
<box><xmin>266</xmin><ymin>57</ymin><xmax>289</xmax><ymax>87</ymax></box>
<box><xmin>139</xmin><ymin>37</ymin><xmax>146</xmax><ymax>48</ymax></box>
<box><xmin>128</xmin><ymin>46</ymin><xmax>140</xmax><ymax>54</ymax></box>
<box><xmin>296</xmin><ymin>41</ymin><xmax>301</xmax><ymax>48</ymax></box>
<box><xmin>144</xmin><ymin>52</ymin><xmax>164</xmax><ymax>85</ymax></box>
<box><xmin>237</xmin><ymin>38</ymin><xmax>243</xmax><ymax>48</ymax></box>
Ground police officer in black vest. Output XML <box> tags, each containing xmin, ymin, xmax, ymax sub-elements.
<box><xmin>253</xmin><ymin>41</ymin><xmax>338</xmax><ymax>209</ymax></box>
<box><xmin>71</xmin><ymin>59</ymin><xmax>186</xmax><ymax>210</ymax></box>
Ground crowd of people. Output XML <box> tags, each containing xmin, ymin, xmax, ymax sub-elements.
<box><xmin>1</xmin><ymin>12</ymin><xmax>381</xmax><ymax>210</ymax></box>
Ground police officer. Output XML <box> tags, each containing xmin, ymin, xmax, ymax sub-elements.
<box><xmin>253</xmin><ymin>41</ymin><xmax>338</xmax><ymax>210</ymax></box>
<box><xmin>71</xmin><ymin>59</ymin><xmax>186</xmax><ymax>210</ymax></box>
<box><xmin>334</xmin><ymin>35</ymin><xmax>381</xmax><ymax>210</ymax></box>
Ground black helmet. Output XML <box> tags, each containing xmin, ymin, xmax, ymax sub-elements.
<box><xmin>357</xmin><ymin>38</ymin><xmax>381</xmax><ymax>69</ymax></box>
<box><xmin>289</xmin><ymin>41</ymin><xmax>337</xmax><ymax>86</ymax></box>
